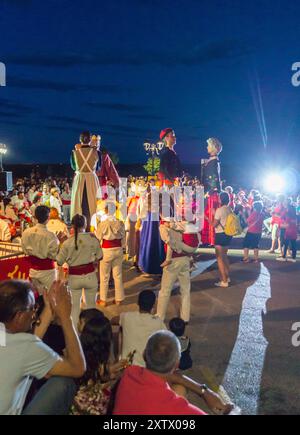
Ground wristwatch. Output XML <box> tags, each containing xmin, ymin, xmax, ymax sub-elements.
<box><xmin>199</xmin><ymin>384</ymin><xmax>208</xmax><ymax>397</ymax></box>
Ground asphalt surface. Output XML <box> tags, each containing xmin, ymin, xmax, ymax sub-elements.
<box><xmin>98</xmin><ymin>249</ymin><xmax>300</xmax><ymax>415</ymax></box>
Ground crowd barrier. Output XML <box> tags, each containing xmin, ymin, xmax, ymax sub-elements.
<box><xmin>0</xmin><ymin>242</ymin><xmax>29</xmax><ymax>281</ymax></box>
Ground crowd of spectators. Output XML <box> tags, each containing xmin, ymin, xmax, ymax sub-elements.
<box><xmin>0</xmin><ymin>280</ymin><xmax>233</xmax><ymax>415</ymax></box>
<box><xmin>0</xmin><ymin>170</ymin><xmax>299</xmax><ymax>415</ymax></box>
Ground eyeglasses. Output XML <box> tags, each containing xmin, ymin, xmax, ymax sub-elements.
<box><xmin>22</xmin><ymin>303</ymin><xmax>40</xmax><ymax>316</ymax></box>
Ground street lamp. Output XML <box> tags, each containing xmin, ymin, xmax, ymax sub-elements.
<box><xmin>143</xmin><ymin>140</ymin><xmax>164</xmax><ymax>176</ymax></box>
<box><xmin>0</xmin><ymin>143</ymin><xmax>7</xmax><ymax>172</ymax></box>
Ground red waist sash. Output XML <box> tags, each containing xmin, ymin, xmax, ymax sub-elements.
<box><xmin>62</xmin><ymin>200</ymin><xmax>71</xmax><ymax>205</ymax></box>
<box><xmin>182</xmin><ymin>233</ymin><xmax>199</xmax><ymax>248</ymax></box>
<box><xmin>68</xmin><ymin>263</ymin><xmax>95</xmax><ymax>276</ymax></box>
<box><xmin>102</xmin><ymin>239</ymin><xmax>122</xmax><ymax>248</ymax></box>
<box><xmin>164</xmin><ymin>244</ymin><xmax>186</xmax><ymax>259</ymax></box>
<box><xmin>28</xmin><ymin>256</ymin><xmax>55</xmax><ymax>270</ymax></box>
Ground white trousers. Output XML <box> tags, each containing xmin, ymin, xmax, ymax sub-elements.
<box><xmin>156</xmin><ymin>256</ymin><xmax>191</xmax><ymax>322</ymax></box>
<box><xmin>30</xmin><ymin>269</ymin><xmax>57</xmax><ymax>294</ymax></box>
<box><xmin>100</xmin><ymin>248</ymin><xmax>124</xmax><ymax>302</ymax></box>
<box><xmin>62</xmin><ymin>205</ymin><xmax>71</xmax><ymax>224</ymax></box>
<box><xmin>68</xmin><ymin>272</ymin><xmax>98</xmax><ymax>327</ymax></box>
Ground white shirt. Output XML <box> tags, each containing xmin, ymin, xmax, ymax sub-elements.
<box><xmin>56</xmin><ymin>232</ymin><xmax>103</xmax><ymax>267</ymax></box>
<box><xmin>28</xmin><ymin>189</ymin><xmax>37</xmax><ymax>203</ymax></box>
<box><xmin>96</xmin><ymin>215</ymin><xmax>125</xmax><ymax>244</ymax></box>
<box><xmin>21</xmin><ymin>223</ymin><xmax>59</xmax><ymax>260</ymax></box>
<box><xmin>214</xmin><ymin>205</ymin><xmax>232</xmax><ymax>234</ymax></box>
<box><xmin>49</xmin><ymin>196</ymin><xmax>62</xmax><ymax>217</ymax></box>
<box><xmin>10</xmin><ymin>195</ymin><xmax>18</xmax><ymax>206</ymax></box>
<box><xmin>120</xmin><ymin>311</ymin><xmax>167</xmax><ymax>367</ymax></box>
<box><xmin>47</xmin><ymin>219</ymin><xmax>69</xmax><ymax>237</ymax></box>
<box><xmin>90</xmin><ymin>211</ymin><xmax>105</xmax><ymax>232</ymax></box>
<box><xmin>0</xmin><ymin>330</ymin><xmax>60</xmax><ymax>415</ymax></box>
<box><xmin>13</xmin><ymin>198</ymin><xmax>26</xmax><ymax>212</ymax></box>
<box><xmin>0</xmin><ymin>219</ymin><xmax>11</xmax><ymax>241</ymax></box>
<box><xmin>5</xmin><ymin>206</ymin><xmax>18</xmax><ymax>222</ymax></box>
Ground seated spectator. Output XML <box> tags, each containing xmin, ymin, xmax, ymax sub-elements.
<box><xmin>71</xmin><ymin>316</ymin><xmax>127</xmax><ymax>415</ymax></box>
<box><xmin>49</xmin><ymin>188</ymin><xmax>62</xmax><ymax>218</ymax></box>
<box><xmin>47</xmin><ymin>207</ymin><xmax>69</xmax><ymax>238</ymax></box>
<box><xmin>3</xmin><ymin>197</ymin><xmax>18</xmax><ymax>223</ymax></box>
<box><xmin>0</xmin><ymin>218</ymin><xmax>11</xmax><ymax>242</ymax></box>
<box><xmin>111</xmin><ymin>290</ymin><xmax>167</xmax><ymax>367</ymax></box>
<box><xmin>0</xmin><ymin>279</ymin><xmax>86</xmax><ymax>415</ymax></box>
<box><xmin>0</xmin><ymin>192</ymin><xmax>4</xmax><ymax>214</ymax></box>
<box><xmin>77</xmin><ymin>308</ymin><xmax>105</xmax><ymax>334</ymax></box>
<box><xmin>30</xmin><ymin>194</ymin><xmax>43</xmax><ymax>224</ymax></box>
<box><xmin>169</xmin><ymin>317</ymin><xmax>192</xmax><ymax>371</ymax></box>
<box><xmin>113</xmin><ymin>330</ymin><xmax>232</xmax><ymax>415</ymax></box>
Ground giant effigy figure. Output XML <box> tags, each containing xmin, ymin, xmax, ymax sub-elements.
<box><xmin>70</xmin><ymin>131</ymin><xmax>100</xmax><ymax>228</ymax></box>
<box><xmin>158</xmin><ymin>128</ymin><xmax>182</xmax><ymax>186</ymax></box>
<box><xmin>201</xmin><ymin>137</ymin><xmax>222</xmax><ymax>246</ymax></box>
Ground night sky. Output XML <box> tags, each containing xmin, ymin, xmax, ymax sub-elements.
<box><xmin>1</xmin><ymin>0</ymin><xmax>300</xmax><ymax>176</ymax></box>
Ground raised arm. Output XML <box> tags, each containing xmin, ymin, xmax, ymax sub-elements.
<box><xmin>46</xmin><ymin>281</ymin><xmax>86</xmax><ymax>378</ymax></box>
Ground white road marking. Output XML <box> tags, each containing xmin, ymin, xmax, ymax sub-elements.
<box><xmin>222</xmin><ymin>262</ymin><xmax>271</xmax><ymax>415</ymax></box>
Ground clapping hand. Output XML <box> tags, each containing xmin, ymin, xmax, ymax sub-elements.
<box><xmin>57</xmin><ymin>231</ymin><xmax>68</xmax><ymax>244</ymax></box>
<box><xmin>48</xmin><ymin>280</ymin><xmax>72</xmax><ymax>322</ymax></box>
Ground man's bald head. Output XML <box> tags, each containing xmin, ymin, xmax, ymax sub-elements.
<box><xmin>144</xmin><ymin>330</ymin><xmax>181</xmax><ymax>375</ymax></box>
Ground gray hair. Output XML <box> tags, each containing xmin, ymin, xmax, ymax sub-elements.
<box><xmin>144</xmin><ymin>330</ymin><xmax>181</xmax><ymax>374</ymax></box>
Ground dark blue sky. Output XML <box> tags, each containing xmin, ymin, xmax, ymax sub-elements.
<box><xmin>1</xmin><ymin>0</ymin><xmax>300</xmax><ymax>171</ymax></box>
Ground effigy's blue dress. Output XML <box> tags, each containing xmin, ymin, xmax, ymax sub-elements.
<box><xmin>138</xmin><ymin>211</ymin><xmax>165</xmax><ymax>275</ymax></box>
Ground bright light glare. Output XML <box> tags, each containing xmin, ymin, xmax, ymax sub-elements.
<box><xmin>263</xmin><ymin>174</ymin><xmax>285</xmax><ymax>193</ymax></box>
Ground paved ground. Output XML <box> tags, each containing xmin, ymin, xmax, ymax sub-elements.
<box><xmin>96</xmin><ymin>248</ymin><xmax>300</xmax><ymax>415</ymax></box>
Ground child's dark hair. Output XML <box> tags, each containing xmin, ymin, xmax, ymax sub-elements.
<box><xmin>219</xmin><ymin>191</ymin><xmax>230</xmax><ymax>206</ymax></box>
<box><xmin>71</xmin><ymin>214</ymin><xmax>87</xmax><ymax>250</ymax></box>
<box><xmin>169</xmin><ymin>317</ymin><xmax>186</xmax><ymax>337</ymax></box>
<box><xmin>253</xmin><ymin>201</ymin><xmax>263</xmax><ymax>213</ymax></box>
<box><xmin>35</xmin><ymin>205</ymin><xmax>50</xmax><ymax>224</ymax></box>
<box><xmin>138</xmin><ymin>290</ymin><xmax>156</xmax><ymax>312</ymax></box>
<box><xmin>80</xmin><ymin>316</ymin><xmax>112</xmax><ymax>384</ymax></box>
<box><xmin>79</xmin><ymin>308</ymin><xmax>104</xmax><ymax>324</ymax></box>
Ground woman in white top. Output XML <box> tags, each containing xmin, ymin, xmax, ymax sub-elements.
<box><xmin>212</xmin><ymin>192</ymin><xmax>232</xmax><ymax>288</ymax></box>
<box><xmin>56</xmin><ymin>214</ymin><xmax>103</xmax><ymax>326</ymax></box>
<box><xmin>49</xmin><ymin>188</ymin><xmax>62</xmax><ymax>218</ymax></box>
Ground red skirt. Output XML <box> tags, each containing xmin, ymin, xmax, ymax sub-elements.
<box><xmin>201</xmin><ymin>192</ymin><xmax>220</xmax><ymax>246</ymax></box>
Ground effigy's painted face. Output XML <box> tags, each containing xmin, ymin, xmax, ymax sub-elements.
<box><xmin>207</xmin><ymin>142</ymin><xmax>216</xmax><ymax>156</ymax></box>
<box><xmin>165</xmin><ymin>130</ymin><xmax>176</xmax><ymax>148</ymax></box>
<box><xmin>90</xmin><ymin>135</ymin><xmax>101</xmax><ymax>150</ymax></box>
